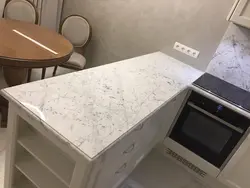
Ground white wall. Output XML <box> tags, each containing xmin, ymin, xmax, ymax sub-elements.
<box><xmin>63</xmin><ymin>0</ymin><xmax>234</xmax><ymax>70</ymax></box>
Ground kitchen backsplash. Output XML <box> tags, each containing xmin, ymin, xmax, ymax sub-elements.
<box><xmin>206</xmin><ymin>23</ymin><xmax>250</xmax><ymax>92</ymax></box>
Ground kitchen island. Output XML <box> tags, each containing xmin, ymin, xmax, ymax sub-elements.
<box><xmin>1</xmin><ymin>52</ymin><xmax>203</xmax><ymax>188</ymax></box>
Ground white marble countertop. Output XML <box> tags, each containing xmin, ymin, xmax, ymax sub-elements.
<box><xmin>1</xmin><ymin>52</ymin><xmax>203</xmax><ymax>159</ymax></box>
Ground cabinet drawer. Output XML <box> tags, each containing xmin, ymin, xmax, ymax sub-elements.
<box><xmin>95</xmin><ymin>146</ymin><xmax>147</xmax><ymax>188</ymax></box>
<box><xmin>103</xmin><ymin>124</ymin><xmax>145</xmax><ymax>170</ymax></box>
<box><xmin>101</xmin><ymin>91</ymin><xmax>188</xmax><ymax>176</ymax></box>
<box><xmin>95</xmin><ymin>116</ymin><xmax>165</xmax><ymax>188</ymax></box>
<box><xmin>103</xmin><ymin>112</ymin><xmax>162</xmax><ymax>169</ymax></box>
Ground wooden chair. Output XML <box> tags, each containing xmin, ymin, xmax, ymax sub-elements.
<box><xmin>4</xmin><ymin>0</ymin><xmax>38</xmax><ymax>82</ymax></box>
<box><xmin>53</xmin><ymin>15</ymin><xmax>91</xmax><ymax>76</ymax></box>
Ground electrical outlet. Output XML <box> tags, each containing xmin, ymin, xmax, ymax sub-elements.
<box><xmin>173</xmin><ymin>42</ymin><xmax>200</xmax><ymax>58</ymax></box>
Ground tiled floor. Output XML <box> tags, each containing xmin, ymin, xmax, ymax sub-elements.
<box><xmin>120</xmin><ymin>149</ymin><xmax>208</xmax><ymax>188</ymax></box>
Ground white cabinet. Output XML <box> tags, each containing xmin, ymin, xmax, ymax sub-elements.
<box><xmin>228</xmin><ymin>0</ymin><xmax>250</xmax><ymax>29</ymax></box>
<box><xmin>92</xmin><ymin>90</ymin><xmax>188</xmax><ymax>188</ymax></box>
<box><xmin>218</xmin><ymin>133</ymin><xmax>250</xmax><ymax>188</ymax></box>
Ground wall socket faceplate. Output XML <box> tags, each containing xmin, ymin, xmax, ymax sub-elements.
<box><xmin>173</xmin><ymin>42</ymin><xmax>200</xmax><ymax>58</ymax></box>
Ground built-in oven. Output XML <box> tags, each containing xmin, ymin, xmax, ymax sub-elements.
<box><xmin>168</xmin><ymin>91</ymin><xmax>250</xmax><ymax>170</ymax></box>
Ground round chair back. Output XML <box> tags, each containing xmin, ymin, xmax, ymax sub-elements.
<box><xmin>4</xmin><ymin>0</ymin><xmax>37</xmax><ymax>24</ymax></box>
<box><xmin>61</xmin><ymin>15</ymin><xmax>91</xmax><ymax>48</ymax></box>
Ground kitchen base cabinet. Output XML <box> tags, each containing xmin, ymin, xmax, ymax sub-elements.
<box><xmin>0</xmin><ymin>51</ymin><xmax>203</xmax><ymax>188</ymax></box>
<box><xmin>87</xmin><ymin>90</ymin><xmax>189</xmax><ymax>188</ymax></box>
<box><xmin>218</xmin><ymin>134</ymin><xmax>250</xmax><ymax>188</ymax></box>
<box><xmin>4</xmin><ymin>89</ymin><xmax>187</xmax><ymax>188</ymax></box>
<box><xmin>4</xmin><ymin>105</ymin><xmax>86</xmax><ymax>188</ymax></box>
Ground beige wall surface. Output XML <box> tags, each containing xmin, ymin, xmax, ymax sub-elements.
<box><xmin>63</xmin><ymin>0</ymin><xmax>234</xmax><ymax>70</ymax></box>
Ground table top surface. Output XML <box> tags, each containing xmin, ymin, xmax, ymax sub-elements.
<box><xmin>0</xmin><ymin>18</ymin><xmax>73</xmax><ymax>68</ymax></box>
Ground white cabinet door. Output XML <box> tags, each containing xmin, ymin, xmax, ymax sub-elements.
<box><xmin>218</xmin><ymin>134</ymin><xmax>250</xmax><ymax>188</ymax></box>
<box><xmin>229</xmin><ymin>0</ymin><xmax>250</xmax><ymax>29</ymax></box>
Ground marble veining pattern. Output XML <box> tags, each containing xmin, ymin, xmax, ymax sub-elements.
<box><xmin>207</xmin><ymin>23</ymin><xmax>250</xmax><ymax>92</ymax></box>
<box><xmin>1</xmin><ymin>52</ymin><xmax>203</xmax><ymax>159</ymax></box>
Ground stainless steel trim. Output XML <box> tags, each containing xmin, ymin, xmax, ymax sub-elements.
<box><xmin>188</xmin><ymin>102</ymin><xmax>244</xmax><ymax>134</ymax></box>
<box><xmin>164</xmin><ymin>137</ymin><xmax>221</xmax><ymax>177</ymax></box>
<box><xmin>220</xmin><ymin>127</ymin><xmax>250</xmax><ymax>171</ymax></box>
<box><xmin>165</xmin><ymin>148</ymin><xmax>207</xmax><ymax>177</ymax></box>
<box><xmin>190</xmin><ymin>85</ymin><xmax>250</xmax><ymax>119</ymax></box>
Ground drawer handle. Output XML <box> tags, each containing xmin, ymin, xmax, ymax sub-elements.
<box><xmin>115</xmin><ymin>163</ymin><xmax>127</xmax><ymax>174</ymax></box>
<box><xmin>134</xmin><ymin>123</ymin><xmax>144</xmax><ymax>131</ymax></box>
<box><xmin>123</xmin><ymin>143</ymin><xmax>135</xmax><ymax>154</ymax></box>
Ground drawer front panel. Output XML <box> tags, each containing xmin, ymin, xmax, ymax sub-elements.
<box><xmin>95</xmin><ymin>146</ymin><xmax>148</xmax><ymax>188</ymax></box>
<box><xmin>103</xmin><ymin>125</ymin><xmax>145</xmax><ymax>170</ymax></box>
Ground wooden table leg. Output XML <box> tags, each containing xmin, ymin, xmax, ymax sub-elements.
<box><xmin>53</xmin><ymin>66</ymin><xmax>58</xmax><ymax>77</ymax></box>
<box><xmin>27</xmin><ymin>69</ymin><xmax>32</xmax><ymax>83</ymax></box>
<box><xmin>0</xmin><ymin>95</ymin><xmax>8</xmax><ymax>128</ymax></box>
<box><xmin>3</xmin><ymin>67</ymin><xmax>28</xmax><ymax>87</ymax></box>
<box><xmin>41</xmin><ymin>68</ymin><xmax>46</xmax><ymax>79</ymax></box>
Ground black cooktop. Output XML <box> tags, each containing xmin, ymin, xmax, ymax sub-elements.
<box><xmin>193</xmin><ymin>73</ymin><xmax>250</xmax><ymax>113</ymax></box>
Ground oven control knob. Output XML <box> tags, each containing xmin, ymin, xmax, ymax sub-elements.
<box><xmin>217</xmin><ymin>105</ymin><xmax>223</xmax><ymax>112</ymax></box>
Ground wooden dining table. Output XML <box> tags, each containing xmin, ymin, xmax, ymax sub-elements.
<box><xmin>0</xmin><ymin>18</ymin><xmax>73</xmax><ymax>127</ymax></box>
<box><xmin>0</xmin><ymin>18</ymin><xmax>73</xmax><ymax>86</ymax></box>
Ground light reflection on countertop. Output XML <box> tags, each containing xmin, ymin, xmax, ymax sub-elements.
<box><xmin>21</xmin><ymin>102</ymin><xmax>46</xmax><ymax>121</ymax></box>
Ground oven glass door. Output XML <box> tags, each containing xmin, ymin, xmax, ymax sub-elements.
<box><xmin>170</xmin><ymin>103</ymin><xmax>243</xmax><ymax>168</ymax></box>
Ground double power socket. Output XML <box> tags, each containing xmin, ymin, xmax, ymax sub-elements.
<box><xmin>173</xmin><ymin>42</ymin><xmax>200</xmax><ymax>59</ymax></box>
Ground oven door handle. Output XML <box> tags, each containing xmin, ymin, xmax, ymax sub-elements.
<box><xmin>187</xmin><ymin>102</ymin><xmax>244</xmax><ymax>134</ymax></box>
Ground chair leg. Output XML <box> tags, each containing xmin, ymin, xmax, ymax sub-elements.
<box><xmin>27</xmin><ymin>69</ymin><xmax>32</xmax><ymax>82</ymax></box>
<box><xmin>41</xmin><ymin>68</ymin><xmax>46</xmax><ymax>79</ymax></box>
<box><xmin>53</xmin><ymin>66</ymin><xmax>58</xmax><ymax>77</ymax></box>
